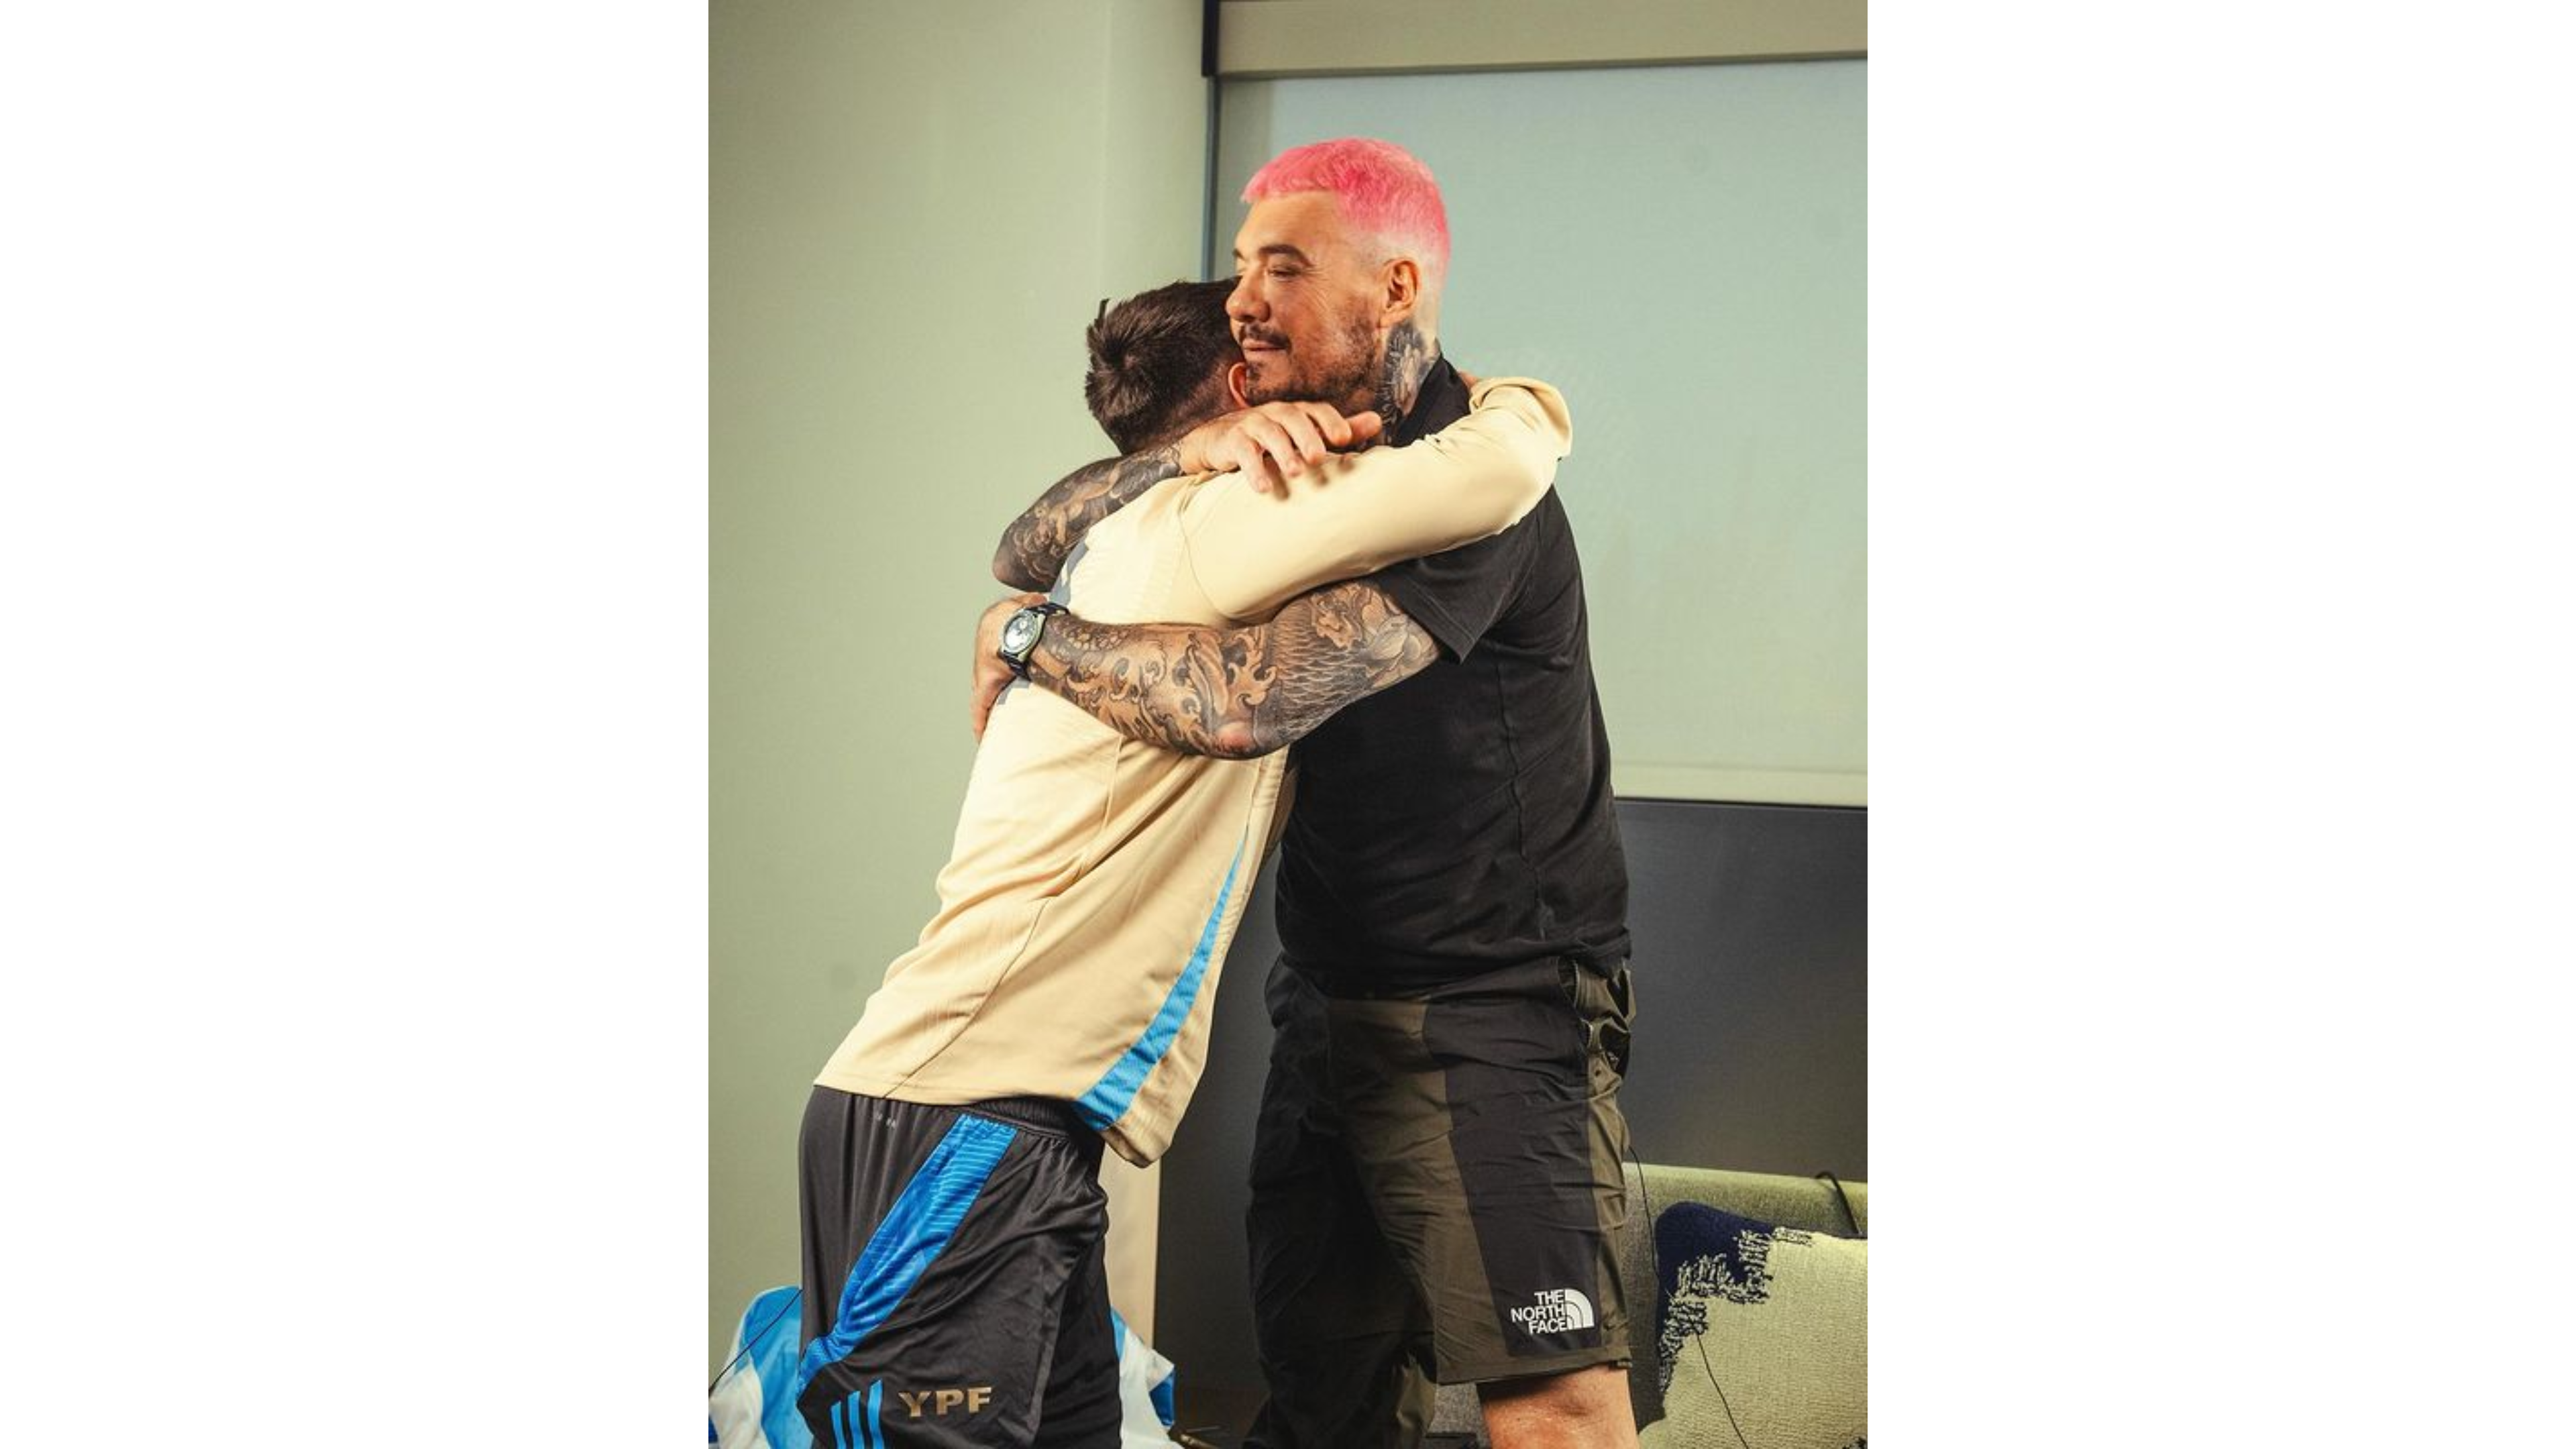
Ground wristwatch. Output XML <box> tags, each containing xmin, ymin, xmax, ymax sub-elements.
<box><xmin>997</xmin><ymin>602</ymin><xmax>1068</xmax><ymax>680</ymax></box>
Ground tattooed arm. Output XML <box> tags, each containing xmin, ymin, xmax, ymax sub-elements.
<box><xmin>969</xmin><ymin>378</ymin><xmax>1567</xmax><ymax>743</ymax></box>
<box><xmin>991</xmin><ymin>444</ymin><xmax>1183</xmax><ymax>591</ymax></box>
<box><xmin>991</xmin><ymin>400</ymin><xmax>1386</xmax><ymax>590</ymax></box>
<box><xmin>1007</xmin><ymin>580</ymin><xmax>1435</xmax><ymax>759</ymax></box>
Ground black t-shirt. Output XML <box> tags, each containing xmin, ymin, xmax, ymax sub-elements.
<box><xmin>1275</xmin><ymin>358</ymin><xmax>1631</xmax><ymax>994</ymax></box>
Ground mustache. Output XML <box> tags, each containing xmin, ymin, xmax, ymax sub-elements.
<box><xmin>1236</xmin><ymin>325</ymin><xmax>1289</xmax><ymax>350</ymax></box>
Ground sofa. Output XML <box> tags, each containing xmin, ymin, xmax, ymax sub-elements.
<box><xmin>1421</xmin><ymin>1160</ymin><xmax>1865</xmax><ymax>1444</ymax></box>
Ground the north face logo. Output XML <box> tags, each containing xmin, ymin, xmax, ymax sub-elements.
<box><xmin>1507</xmin><ymin>1287</ymin><xmax>1596</xmax><ymax>1336</ymax></box>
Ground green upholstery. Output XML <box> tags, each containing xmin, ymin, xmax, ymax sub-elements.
<box><xmin>1428</xmin><ymin>1163</ymin><xmax>1868</xmax><ymax>1442</ymax></box>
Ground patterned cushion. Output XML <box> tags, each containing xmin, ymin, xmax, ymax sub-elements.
<box><xmin>1641</xmin><ymin>1203</ymin><xmax>1866</xmax><ymax>1449</ymax></box>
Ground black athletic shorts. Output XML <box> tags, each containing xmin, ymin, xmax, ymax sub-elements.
<box><xmin>1244</xmin><ymin>954</ymin><xmax>1636</xmax><ymax>1448</ymax></box>
<box><xmin>796</xmin><ymin>1088</ymin><xmax>1120</xmax><ymax>1449</ymax></box>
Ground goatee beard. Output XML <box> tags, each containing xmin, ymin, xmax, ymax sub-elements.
<box><xmin>1244</xmin><ymin>317</ymin><xmax>1381</xmax><ymax>413</ymax></box>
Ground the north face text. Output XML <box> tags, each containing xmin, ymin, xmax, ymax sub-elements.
<box><xmin>1508</xmin><ymin>1288</ymin><xmax>1597</xmax><ymax>1336</ymax></box>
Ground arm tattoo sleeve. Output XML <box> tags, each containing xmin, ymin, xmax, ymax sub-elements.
<box><xmin>1024</xmin><ymin>580</ymin><xmax>1436</xmax><ymax>759</ymax></box>
<box><xmin>991</xmin><ymin>443</ymin><xmax>1183</xmax><ymax>590</ymax></box>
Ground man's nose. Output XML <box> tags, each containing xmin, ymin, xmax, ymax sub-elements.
<box><xmin>1226</xmin><ymin>274</ymin><xmax>1263</xmax><ymax>321</ymax></box>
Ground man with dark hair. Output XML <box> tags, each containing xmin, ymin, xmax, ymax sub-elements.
<box><xmin>973</xmin><ymin>140</ymin><xmax>1635</xmax><ymax>1449</ymax></box>
<box><xmin>798</xmin><ymin>277</ymin><xmax>1576</xmax><ymax>1448</ymax></box>
<box><xmin>1081</xmin><ymin>278</ymin><xmax>1239</xmax><ymax>455</ymax></box>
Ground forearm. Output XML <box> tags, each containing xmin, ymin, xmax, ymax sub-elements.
<box><xmin>1186</xmin><ymin>378</ymin><xmax>1572</xmax><ymax>621</ymax></box>
<box><xmin>991</xmin><ymin>444</ymin><xmax>1182</xmax><ymax>590</ymax></box>
<box><xmin>1022</xmin><ymin>581</ymin><xmax>1434</xmax><ymax>759</ymax></box>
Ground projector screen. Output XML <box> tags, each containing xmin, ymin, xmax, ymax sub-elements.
<box><xmin>1214</xmin><ymin>61</ymin><xmax>1866</xmax><ymax>805</ymax></box>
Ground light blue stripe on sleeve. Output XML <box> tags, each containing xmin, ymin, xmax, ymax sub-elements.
<box><xmin>865</xmin><ymin>1381</ymin><xmax>884</xmax><ymax>1449</ymax></box>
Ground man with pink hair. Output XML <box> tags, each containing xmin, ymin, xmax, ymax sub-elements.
<box><xmin>977</xmin><ymin>138</ymin><xmax>1639</xmax><ymax>1448</ymax></box>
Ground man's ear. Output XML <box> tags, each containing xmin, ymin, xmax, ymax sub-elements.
<box><xmin>1379</xmin><ymin>257</ymin><xmax>1422</xmax><ymax>327</ymax></box>
<box><xmin>1226</xmin><ymin>361</ymin><xmax>1252</xmax><ymax>409</ymax></box>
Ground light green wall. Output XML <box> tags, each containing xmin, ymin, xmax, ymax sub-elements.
<box><xmin>1216</xmin><ymin>62</ymin><xmax>1867</xmax><ymax>804</ymax></box>
<box><xmin>710</xmin><ymin>0</ymin><xmax>1206</xmax><ymax>1371</ymax></box>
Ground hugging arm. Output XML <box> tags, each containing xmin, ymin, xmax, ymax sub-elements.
<box><xmin>991</xmin><ymin>444</ymin><xmax>1184</xmax><ymax>590</ymax></box>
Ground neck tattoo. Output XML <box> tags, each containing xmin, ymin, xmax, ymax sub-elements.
<box><xmin>1374</xmin><ymin>319</ymin><xmax>1436</xmax><ymax>435</ymax></box>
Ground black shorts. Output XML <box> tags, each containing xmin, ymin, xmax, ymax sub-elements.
<box><xmin>796</xmin><ymin>1088</ymin><xmax>1120</xmax><ymax>1449</ymax></box>
<box><xmin>1244</xmin><ymin>955</ymin><xmax>1635</xmax><ymax>1446</ymax></box>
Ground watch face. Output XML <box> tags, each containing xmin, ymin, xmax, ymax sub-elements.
<box><xmin>1002</xmin><ymin>612</ymin><xmax>1040</xmax><ymax>656</ymax></box>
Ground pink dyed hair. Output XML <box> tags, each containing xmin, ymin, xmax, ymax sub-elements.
<box><xmin>1243</xmin><ymin>137</ymin><xmax>1450</xmax><ymax>288</ymax></box>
